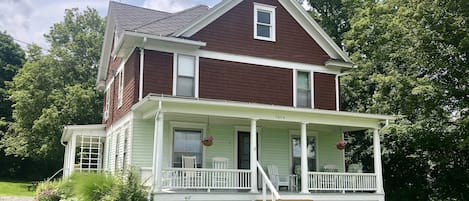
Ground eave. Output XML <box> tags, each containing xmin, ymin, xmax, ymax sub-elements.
<box><xmin>96</xmin><ymin>30</ymin><xmax>206</xmax><ymax>91</ymax></box>
<box><xmin>132</xmin><ymin>95</ymin><xmax>395</xmax><ymax>130</ymax></box>
<box><xmin>61</xmin><ymin>124</ymin><xmax>106</xmax><ymax>143</ymax></box>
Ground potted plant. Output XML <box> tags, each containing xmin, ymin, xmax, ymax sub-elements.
<box><xmin>202</xmin><ymin>136</ymin><xmax>213</xmax><ymax>146</ymax></box>
<box><xmin>336</xmin><ymin>140</ymin><xmax>346</xmax><ymax>150</ymax></box>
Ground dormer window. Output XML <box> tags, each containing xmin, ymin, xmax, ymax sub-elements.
<box><xmin>254</xmin><ymin>3</ymin><xmax>276</xmax><ymax>42</ymax></box>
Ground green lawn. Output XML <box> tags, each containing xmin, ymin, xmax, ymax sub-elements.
<box><xmin>0</xmin><ymin>181</ymin><xmax>36</xmax><ymax>196</ymax></box>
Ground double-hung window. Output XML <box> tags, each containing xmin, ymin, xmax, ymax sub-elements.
<box><xmin>172</xmin><ymin>129</ymin><xmax>202</xmax><ymax>168</ymax></box>
<box><xmin>104</xmin><ymin>88</ymin><xmax>110</xmax><ymax>120</ymax></box>
<box><xmin>296</xmin><ymin>71</ymin><xmax>311</xmax><ymax>108</ymax></box>
<box><xmin>117</xmin><ymin>70</ymin><xmax>124</xmax><ymax>108</ymax></box>
<box><xmin>291</xmin><ymin>135</ymin><xmax>317</xmax><ymax>172</ymax></box>
<box><xmin>254</xmin><ymin>3</ymin><xmax>276</xmax><ymax>41</ymax></box>
<box><xmin>175</xmin><ymin>55</ymin><xmax>196</xmax><ymax>97</ymax></box>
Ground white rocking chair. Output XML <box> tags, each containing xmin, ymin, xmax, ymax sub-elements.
<box><xmin>211</xmin><ymin>157</ymin><xmax>229</xmax><ymax>190</ymax></box>
<box><xmin>182</xmin><ymin>155</ymin><xmax>197</xmax><ymax>187</ymax></box>
<box><xmin>267</xmin><ymin>165</ymin><xmax>289</xmax><ymax>190</ymax></box>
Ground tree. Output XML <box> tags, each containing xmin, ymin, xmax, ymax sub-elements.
<box><xmin>0</xmin><ymin>32</ymin><xmax>25</xmax><ymax>123</ymax></box>
<box><xmin>0</xmin><ymin>7</ymin><xmax>104</xmax><ymax>170</ymax></box>
<box><xmin>339</xmin><ymin>0</ymin><xmax>468</xmax><ymax>200</ymax></box>
<box><xmin>0</xmin><ymin>32</ymin><xmax>26</xmax><ymax>179</ymax></box>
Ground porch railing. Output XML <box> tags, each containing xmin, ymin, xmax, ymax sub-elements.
<box><xmin>308</xmin><ymin>172</ymin><xmax>377</xmax><ymax>191</ymax></box>
<box><xmin>161</xmin><ymin>168</ymin><xmax>251</xmax><ymax>190</ymax></box>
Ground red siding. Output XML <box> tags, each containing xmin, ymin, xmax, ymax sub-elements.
<box><xmin>191</xmin><ymin>0</ymin><xmax>330</xmax><ymax>65</ymax></box>
<box><xmin>314</xmin><ymin>72</ymin><xmax>336</xmax><ymax>110</ymax></box>
<box><xmin>199</xmin><ymin>58</ymin><xmax>293</xmax><ymax>106</ymax></box>
<box><xmin>143</xmin><ymin>50</ymin><xmax>173</xmax><ymax>97</ymax></box>
<box><xmin>104</xmin><ymin>50</ymin><xmax>139</xmax><ymax>126</ymax></box>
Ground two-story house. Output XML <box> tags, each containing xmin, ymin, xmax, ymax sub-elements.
<box><xmin>61</xmin><ymin>1</ymin><xmax>393</xmax><ymax>201</ymax></box>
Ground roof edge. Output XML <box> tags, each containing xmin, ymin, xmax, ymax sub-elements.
<box><xmin>278</xmin><ymin>0</ymin><xmax>352</xmax><ymax>63</ymax></box>
<box><xmin>173</xmin><ymin>0</ymin><xmax>243</xmax><ymax>37</ymax></box>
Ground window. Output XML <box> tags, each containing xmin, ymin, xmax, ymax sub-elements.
<box><xmin>175</xmin><ymin>55</ymin><xmax>196</xmax><ymax>97</ymax></box>
<box><xmin>78</xmin><ymin>136</ymin><xmax>103</xmax><ymax>172</ymax></box>
<box><xmin>123</xmin><ymin>128</ymin><xmax>129</xmax><ymax>171</ymax></box>
<box><xmin>297</xmin><ymin>71</ymin><xmax>311</xmax><ymax>108</ymax></box>
<box><xmin>114</xmin><ymin>132</ymin><xmax>120</xmax><ymax>172</ymax></box>
<box><xmin>104</xmin><ymin>88</ymin><xmax>110</xmax><ymax>120</ymax></box>
<box><xmin>117</xmin><ymin>70</ymin><xmax>124</xmax><ymax>108</ymax></box>
<box><xmin>254</xmin><ymin>3</ymin><xmax>276</xmax><ymax>41</ymax></box>
<box><xmin>172</xmin><ymin>129</ymin><xmax>202</xmax><ymax>168</ymax></box>
<box><xmin>291</xmin><ymin>136</ymin><xmax>317</xmax><ymax>173</ymax></box>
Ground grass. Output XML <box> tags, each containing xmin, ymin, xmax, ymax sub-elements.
<box><xmin>0</xmin><ymin>180</ymin><xmax>36</xmax><ymax>196</ymax></box>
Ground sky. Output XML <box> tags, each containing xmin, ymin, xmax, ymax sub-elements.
<box><xmin>0</xmin><ymin>0</ymin><xmax>222</xmax><ymax>50</ymax></box>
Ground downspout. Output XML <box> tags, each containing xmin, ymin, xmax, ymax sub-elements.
<box><xmin>138</xmin><ymin>37</ymin><xmax>147</xmax><ymax>101</ymax></box>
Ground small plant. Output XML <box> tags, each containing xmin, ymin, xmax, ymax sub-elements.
<box><xmin>35</xmin><ymin>181</ymin><xmax>61</xmax><ymax>201</ymax></box>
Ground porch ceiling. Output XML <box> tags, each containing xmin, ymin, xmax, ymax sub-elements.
<box><xmin>132</xmin><ymin>95</ymin><xmax>394</xmax><ymax>130</ymax></box>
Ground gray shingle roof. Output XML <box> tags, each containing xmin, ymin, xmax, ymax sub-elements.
<box><xmin>109</xmin><ymin>1</ymin><xmax>209</xmax><ymax>37</ymax></box>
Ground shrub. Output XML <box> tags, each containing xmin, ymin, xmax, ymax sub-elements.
<box><xmin>70</xmin><ymin>172</ymin><xmax>115</xmax><ymax>201</ymax></box>
<box><xmin>35</xmin><ymin>181</ymin><xmax>61</xmax><ymax>201</ymax></box>
<box><xmin>34</xmin><ymin>168</ymin><xmax>148</xmax><ymax>201</ymax></box>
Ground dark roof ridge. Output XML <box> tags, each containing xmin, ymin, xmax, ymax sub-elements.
<box><xmin>109</xmin><ymin>1</ymin><xmax>170</xmax><ymax>15</ymax></box>
<box><xmin>131</xmin><ymin>4</ymin><xmax>209</xmax><ymax>31</ymax></box>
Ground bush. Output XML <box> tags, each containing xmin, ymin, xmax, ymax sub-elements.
<box><xmin>103</xmin><ymin>168</ymin><xmax>147</xmax><ymax>201</ymax></box>
<box><xmin>70</xmin><ymin>172</ymin><xmax>115</xmax><ymax>201</ymax></box>
<box><xmin>34</xmin><ymin>168</ymin><xmax>148</xmax><ymax>201</ymax></box>
<box><xmin>35</xmin><ymin>181</ymin><xmax>61</xmax><ymax>201</ymax></box>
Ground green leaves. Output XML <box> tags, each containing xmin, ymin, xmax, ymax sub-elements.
<box><xmin>318</xmin><ymin>0</ymin><xmax>469</xmax><ymax>200</ymax></box>
<box><xmin>0</xmin><ymin>8</ymin><xmax>104</xmax><ymax>161</ymax></box>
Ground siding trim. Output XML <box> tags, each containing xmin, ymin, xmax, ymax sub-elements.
<box><xmin>140</xmin><ymin>44</ymin><xmax>341</xmax><ymax>75</ymax></box>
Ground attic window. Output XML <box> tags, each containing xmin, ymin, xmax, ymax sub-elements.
<box><xmin>254</xmin><ymin>3</ymin><xmax>276</xmax><ymax>42</ymax></box>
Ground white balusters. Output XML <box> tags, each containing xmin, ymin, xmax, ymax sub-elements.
<box><xmin>308</xmin><ymin>172</ymin><xmax>377</xmax><ymax>191</ymax></box>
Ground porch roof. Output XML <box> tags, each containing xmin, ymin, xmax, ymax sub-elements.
<box><xmin>61</xmin><ymin>124</ymin><xmax>106</xmax><ymax>143</ymax></box>
<box><xmin>132</xmin><ymin>95</ymin><xmax>394</xmax><ymax>130</ymax></box>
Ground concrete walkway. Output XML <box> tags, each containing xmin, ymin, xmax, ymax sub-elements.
<box><xmin>0</xmin><ymin>196</ymin><xmax>33</xmax><ymax>201</ymax></box>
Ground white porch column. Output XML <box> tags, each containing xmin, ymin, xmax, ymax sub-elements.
<box><xmin>300</xmin><ymin>122</ymin><xmax>310</xmax><ymax>194</ymax></box>
<box><xmin>69</xmin><ymin>135</ymin><xmax>77</xmax><ymax>175</ymax></box>
<box><xmin>152</xmin><ymin>112</ymin><xmax>164</xmax><ymax>193</ymax></box>
<box><xmin>250</xmin><ymin>118</ymin><xmax>258</xmax><ymax>193</ymax></box>
<box><xmin>373</xmin><ymin>128</ymin><xmax>384</xmax><ymax>194</ymax></box>
<box><xmin>63</xmin><ymin>143</ymin><xmax>70</xmax><ymax>177</ymax></box>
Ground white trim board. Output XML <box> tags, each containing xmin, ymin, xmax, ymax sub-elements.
<box><xmin>139</xmin><ymin>43</ymin><xmax>342</xmax><ymax>75</ymax></box>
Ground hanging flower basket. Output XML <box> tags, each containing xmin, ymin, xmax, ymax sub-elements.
<box><xmin>202</xmin><ymin>136</ymin><xmax>214</xmax><ymax>146</ymax></box>
<box><xmin>336</xmin><ymin>140</ymin><xmax>346</xmax><ymax>150</ymax></box>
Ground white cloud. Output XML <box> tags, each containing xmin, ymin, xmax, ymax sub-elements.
<box><xmin>143</xmin><ymin>0</ymin><xmax>196</xmax><ymax>12</ymax></box>
<box><xmin>0</xmin><ymin>0</ymin><xmax>223</xmax><ymax>51</ymax></box>
<box><xmin>0</xmin><ymin>0</ymin><xmax>108</xmax><ymax>51</ymax></box>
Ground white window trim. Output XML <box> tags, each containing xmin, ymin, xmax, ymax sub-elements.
<box><xmin>169</xmin><ymin>122</ymin><xmax>207</xmax><ymax>168</ymax></box>
<box><xmin>104</xmin><ymin>88</ymin><xmax>110</xmax><ymax>120</ymax></box>
<box><xmin>294</xmin><ymin>70</ymin><xmax>314</xmax><ymax>108</ymax></box>
<box><xmin>253</xmin><ymin>3</ymin><xmax>276</xmax><ymax>42</ymax></box>
<box><xmin>117</xmin><ymin>67</ymin><xmax>124</xmax><ymax>108</ymax></box>
<box><xmin>172</xmin><ymin>53</ymin><xmax>199</xmax><ymax>98</ymax></box>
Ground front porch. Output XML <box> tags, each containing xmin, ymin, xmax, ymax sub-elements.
<box><xmin>130</xmin><ymin>96</ymin><xmax>390</xmax><ymax>200</ymax></box>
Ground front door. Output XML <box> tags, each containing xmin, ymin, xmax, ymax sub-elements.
<box><xmin>237</xmin><ymin>132</ymin><xmax>251</xmax><ymax>169</ymax></box>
